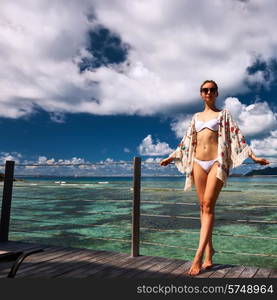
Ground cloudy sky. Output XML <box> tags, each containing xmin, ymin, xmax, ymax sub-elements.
<box><xmin>0</xmin><ymin>0</ymin><xmax>277</xmax><ymax>176</ymax></box>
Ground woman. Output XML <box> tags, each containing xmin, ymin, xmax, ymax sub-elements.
<box><xmin>160</xmin><ymin>80</ymin><xmax>270</xmax><ymax>276</ymax></box>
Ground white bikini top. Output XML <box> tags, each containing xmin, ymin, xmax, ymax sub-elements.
<box><xmin>195</xmin><ymin>113</ymin><xmax>220</xmax><ymax>132</ymax></box>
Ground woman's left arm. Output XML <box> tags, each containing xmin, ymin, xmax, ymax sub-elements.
<box><xmin>226</xmin><ymin>109</ymin><xmax>270</xmax><ymax>167</ymax></box>
<box><xmin>248</xmin><ymin>151</ymin><xmax>270</xmax><ymax>166</ymax></box>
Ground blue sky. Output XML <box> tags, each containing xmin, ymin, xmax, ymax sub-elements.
<box><xmin>0</xmin><ymin>0</ymin><xmax>277</xmax><ymax>176</ymax></box>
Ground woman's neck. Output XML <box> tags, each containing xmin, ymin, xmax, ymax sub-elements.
<box><xmin>203</xmin><ymin>105</ymin><xmax>218</xmax><ymax>112</ymax></box>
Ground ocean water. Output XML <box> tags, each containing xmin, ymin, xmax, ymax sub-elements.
<box><xmin>1</xmin><ymin>176</ymin><xmax>276</xmax><ymax>269</ymax></box>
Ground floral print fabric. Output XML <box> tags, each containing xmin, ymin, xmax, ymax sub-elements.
<box><xmin>169</xmin><ymin>109</ymin><xmax>254</xmax><ymax>191</ymax></box>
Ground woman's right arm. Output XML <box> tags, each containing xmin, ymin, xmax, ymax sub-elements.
<box><xmin>160</xmin><ymin>135</ymin><xmax>186</xmax><ymax>167</ymax></box>
<box><xmin>160</xmin><ymin>156</ymin><xmax>174</xmax><ymax>166</ymax></box>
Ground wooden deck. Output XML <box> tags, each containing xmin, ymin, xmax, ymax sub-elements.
<box><xmin>0</xmin><ymin>241</ymin><xmax>276</xmax><ymax>278</ymax></box>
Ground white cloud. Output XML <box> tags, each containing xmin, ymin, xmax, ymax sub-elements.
<box><xmin>170</xmin><ymin>114</ymin><xmax>194</xmax><ymax>139</ymax></box>
<box><xmin>0</xmin><ymin>0</ymin><xmax>99</xmax><ymax>118</ymax></box>
<box><xmin>0</xmin><ymin>151</ymin><xmax>22</xmax><ymax>164</ymax></box>
<box><xmin>138</xmin><ymin>134</ymin><xmax>173</xmax><ymax>156</ymax></box>
<box><xmin>102</xmin><ymin>158</ymin><xmax>114</xmax><ymax>163</ymax></box>
<box><xmin>36</xmin><ymin>156</ymin><xmax>87</xmax><ymax>166</ymax></box>
<box><xmin>145</xmin><ymin>157</ymin><xmax>162</xmax><ymax>163</ymax></box>
<box><xmin>1</xmin><ymin>0</ymin><xmax>277</xmax><ymax>117</ymax></box>
<box><xmin>250</xmin><ymin>130</ymin><xmax>277</xmax><ymax>157</ymax></box>
<box><xmin>0</xmin><ymin>154</ymin><xmax>126</xmax><ymax>176</ymax></box>
<box><xmin>223</xmin><ymin>97</ymin><xmax>277</xmax><ymax>136</ymax></box>
<box><xmin>37</xmin><ymin>156</ymin><xmax>49</xmax><ymax>164</ymax></box>
<box><xmin>123</xmin><ymin>147</ymin><xmax>130</xmax><ymax>153</ymax></box>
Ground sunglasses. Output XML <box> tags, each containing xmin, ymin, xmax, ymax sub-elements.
<box><xmin>201</xmin><ymin>87</ymin><xmax>217</xmax><ymax>94</ymax></box>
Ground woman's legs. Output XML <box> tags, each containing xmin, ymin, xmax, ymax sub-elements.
<box><xmin>188</xmin><ymin>161</ymin><xmax>224</xmax><ymax>276</ymax></box>
<box><xmin>200</xmin><ymin>209</ymin><xmax>215</xmax><ymax>269</ymax></box>
<box><xmin>192</xmin><ymin>162</ymin><xmax>214</xmax><ymax>266</ymax></box>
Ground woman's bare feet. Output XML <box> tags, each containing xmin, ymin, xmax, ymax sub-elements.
<box><xmin>202</xmin><ymin>248</ymin><xmax>215</xmax><ymax>270</ymax></box>
<box><xmin>186</xmin><ymin>257</ymin><xmax>203</xmax><ymax>276</ymax></box>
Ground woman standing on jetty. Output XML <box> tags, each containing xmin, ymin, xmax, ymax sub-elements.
<box><xmin>160</xmin><ymin>80</ymin><xmax>270</xmax><ymax>276</ymax></box>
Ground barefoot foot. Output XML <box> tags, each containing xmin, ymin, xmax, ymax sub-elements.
<box><xmin>202</xmin><ymin>248</ymin><xmax>216</xmax><ymax>270</ymax></box>
<box><xmin>186</xmin><ymin>261</ymin><xmax>202</xmax><ymax>276</ymax></box>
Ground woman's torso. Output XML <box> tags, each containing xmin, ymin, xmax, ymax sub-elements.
<box><xmin>194</xmin><ymin>111</ymin><xmax>221</xmax><ymax>160</ymax></box>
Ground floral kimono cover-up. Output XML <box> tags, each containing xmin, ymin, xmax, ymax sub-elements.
<box><xmin>169</xmin><ymin>109</ymin><xmax>255</xmax><ymax>191</ymax></box>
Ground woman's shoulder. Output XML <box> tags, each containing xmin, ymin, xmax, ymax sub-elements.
<box><xmin>219</xmin><ymin>108</ymin><xmax>230</xmax><ymax>115</ymax></box>
<box><xmin>222</xmin><ymin>109</ymin><xmax>232</xmax><ymax>116</ymax></box>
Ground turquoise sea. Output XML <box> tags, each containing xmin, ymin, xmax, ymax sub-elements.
<box><xmin>1</xmin><ymin>176</ymin><xmax>276</xmax><ymax>269</ymax></box>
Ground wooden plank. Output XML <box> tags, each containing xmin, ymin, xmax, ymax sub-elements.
<box><xmin>57</xmin><ymin>252</ymin><xmax>128</xmax><ymax>278</ymax></box>
<box><xmin>239</xmin><ymin>266</ymin><xmax>259</xmax><ymax>278</ymax></box>
<box><xmin>16</xmin><ymin>246</ymin><xmax>77</xmax><ymax>274</ymax></box>
<box><xmin>0</xmin><ymin>261</ymin><xmax>14</xmax><ymax>278</ymax></box>
<box><xmin>16</xmin><ymin>247</ymin><xmax>91</xmax><ymax>277</ymax></box>
<box><xmin>134</xmin><ymin>258</ymin><xmax>174</xmax><ymax>278</ymax></box>
<box><xmin>21</xmin><ymin>248</ymin><xmax>112</xmax><ymax>278</ymax></box>
<box><xmin>167</xmin><ymin>261</ymin><xmax>192</xmax><ymax>278</ymax></box>
<box><xmin>269</xmin><ymin>269</ymin><xmax>277</xmax><ymax>278</ymax></box>
<box><xmin>54</xmin><ymin>251</ymin><xmax>122</xmax><ymax>278</ymax></box>
<box><xmin>194</xmin><ymin>265</ymin><xmax>218</xmax><ymax>278</ymax></box>
<box><xmin>253</xmin><ymin>268</ymin><xmax>272</xmax><ymax>278</ymax></box>
<box><xmin>2</xmin><ymin>241</ymin><xmax>275</xmax><ymax>279</ymax></box>
<box><xmin>80</xmin><ymin>253</ymin><xmax>131</xmax><ymax>278</ymax></box>
<box><xmin>208</xmin><ymin>265</ymin><xmax>233</xmax><ymax>278</ymax></box>
<box><xmin>104</xmin><ymin>255</ymin><xmax>157</xmax><ymax>279</ymax></box>
<box><xmin>17</xmin><ymin>248</ymin><xmax>85</xmax><ymax>277</ymax></box>
<box><xmin>195</xmin><ymin>270</ymin><xmax>215</xmax><ymax>278</ymax></box>
<box><xmin>148</xmin><ymin>259</ymin><xmax>186</xmax><ymax>278</ymax></box>
<box><xmin>175</xmin><ymin>264</ymin><xmax>236</xmax><ymax>278</ymax></box>
<box><xmin>0</xmin><ymin>245</ymin><xmax>47</xmax><ymax>273</ymax></box>
<box><xmin>89</xmin><ymin>254</ymin><xmax>141</xmax><ymax>279</ymax></box>
<box><xmin>119</xmin><ymin>256</ymin><xmax>166</xmax><ymax>278</ymax></box>
<box><xmin>36</xmin><ymin>250</ymin><xmax>112</xmax><ymax>278</ymax></box>
<box><xmin>224</xmin><ymin>266</ymin><xmax>245</xmax><ymax>278</ymax></box>
<box><xmin>0</xmin><ymin>244</ymin><xmax>52</xmax><ymax>278</ymax></box>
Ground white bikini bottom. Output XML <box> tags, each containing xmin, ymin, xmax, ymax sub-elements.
<box><xmin>193</xmin><ymin>157</ymin><xmax>219</xmax><ymax>173</ymax></box>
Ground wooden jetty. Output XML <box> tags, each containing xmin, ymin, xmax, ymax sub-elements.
<box><xmin>0</xmin><ymin>241</ymin><xmax>276</xmax><ymax>278</ymax></box>
<box><xmin>1</xmin><ymin>160</ymin><xmax>277</xmax><ymax>279</ymax></box>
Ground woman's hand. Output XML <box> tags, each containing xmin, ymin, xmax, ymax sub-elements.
<box><xmin>252</xmin><ymin>157</ymin><xmax>270</xmax><ymax>165</ymax></box>
<box><xmin>160</xmin><ymin>157</ymin><xmax>173</xmax><ymax>166</ymax></box>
